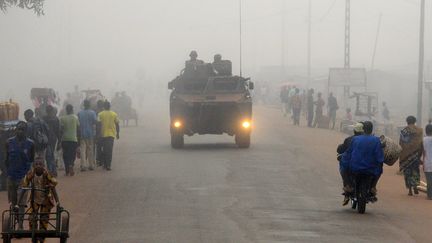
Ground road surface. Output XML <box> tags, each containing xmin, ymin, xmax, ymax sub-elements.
<box><xmin>2</xmin><ymin>104</ymin><xmax>432</xmax><ymax>243</ymax></box>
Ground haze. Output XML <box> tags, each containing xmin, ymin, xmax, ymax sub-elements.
<box><xmin>1</xmin><ymin>1</ymin><xmax>431</xmax><ymax>104</ymax></box>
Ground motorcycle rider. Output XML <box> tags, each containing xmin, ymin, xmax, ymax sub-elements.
<box><xmin>337</xmin><ymin>122</ymin><xmax>364</xmax><ymax>205</ymax></box>
<box><xmin>343</xmin><ymin>121</ymin><xmax>384</xmax><ymax>204</ymax></box>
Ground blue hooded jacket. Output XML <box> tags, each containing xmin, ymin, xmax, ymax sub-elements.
<box><xmin>6</xmin><ymin>137</ymin><xmax>34</xmax><ymax>181</ymax></box>
<box><xmin>344</xmin><ymin>135</ymin><xmax>384</xmax><ymax>176</ymax></box>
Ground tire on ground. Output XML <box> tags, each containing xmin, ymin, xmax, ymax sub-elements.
<box><xmin>171</xmin><ymin>133</ymin><xmax>184</xmax><ymax>149</ymax></box>
<box><xmin>357</xmin><ymin>181</ymin><xmax>367</xmax><ymax>214</ymax></box>
<box><xmin>235</xmin><ymin>133</ymin><xmax>251</xmax><ymax>148</ymax></box>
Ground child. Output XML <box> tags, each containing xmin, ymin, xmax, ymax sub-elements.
<box><xmin>19</xmin><ymin>158</ymin><xmax>59</xmax><ymax>231</ymax></box>
<box><xmin>422</xmin><ymin>123</ymin><xmax>432</xmax><ymax>200</ymax></box>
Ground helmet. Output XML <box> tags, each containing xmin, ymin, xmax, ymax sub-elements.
<box><xmin>214</xmin><ymin>54</ymin><xmax>222</xmax><ymax>62</ymax></box>
<box><xmin>189</xmin><ymin>50</ymin><xmax>198</xmax><ymax>58</ymax></box>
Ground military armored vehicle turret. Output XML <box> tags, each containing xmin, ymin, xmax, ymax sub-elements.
<box><xmin>168</xmin><ymin>58</ymin><xmax>254</xmax><ymax>148</ymax></box>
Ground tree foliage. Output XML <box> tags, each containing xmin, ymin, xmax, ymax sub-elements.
<box><xmin>0</xmin><ymin>0</ymin><xmax>45</xmax><ymax>16</ymax></box>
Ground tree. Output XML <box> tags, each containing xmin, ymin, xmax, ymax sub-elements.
<box><xmin>0</xmin><ymin>0</ymin><xmax>44</xmax><ymax>16</ymax></box>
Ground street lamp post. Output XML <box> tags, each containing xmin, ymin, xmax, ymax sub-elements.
<box><xmin>417</xmin><ymin>0</ymin><xmax>425</xmax><ymax>125</ymax></box>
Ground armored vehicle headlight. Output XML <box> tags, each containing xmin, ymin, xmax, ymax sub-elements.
<box><xmin>242</xmin><ymin>121</ymin><xmax>251</xmax><ymax>129</ymax></box>
<box><xmin>174</xmin><ymin>121</ymin><xmax>182</xmax><ymax>128</ymax></box>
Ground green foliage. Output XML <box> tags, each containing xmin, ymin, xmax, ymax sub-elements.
<box><xmin>0</xmin><ymin>0</ymin><xmax>45</xmax><ymax>16</ymax></box>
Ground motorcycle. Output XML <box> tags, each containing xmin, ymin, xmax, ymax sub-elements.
<box><xmin>348</xmin><ymin>173</ymin><xmax>376</xmax><ymax>214</ymax></box>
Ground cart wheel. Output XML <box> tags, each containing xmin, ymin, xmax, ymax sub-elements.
<box><xmin>2</xmin><ymin>214</ymin><xmax>11</xmax><ymax>233</ymax></box>
<box><xmin>2</xmin><ymin>236</ymin><xmax>11</xmax><ymax>243</ymax></box>
<box><xmin>60</xmin><ymin>214</ymin><xmax>69</xmax><ymax>232</ymax></box>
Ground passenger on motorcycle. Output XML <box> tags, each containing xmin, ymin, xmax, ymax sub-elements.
<box><xmin>337</xmin><ymin>122</ymin><xmax>364</xmax><ymax>205</ymax></box>
<box><xmin>343</xmin><ymin>121</ymin><xmax>384</xmax><ymax>205</ymax></box>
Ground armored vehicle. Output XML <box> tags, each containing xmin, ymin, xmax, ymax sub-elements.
<box><xmin>168</xmin><ymin>60</ymin><xmax>254</xmax><ymax>148</ymax></box>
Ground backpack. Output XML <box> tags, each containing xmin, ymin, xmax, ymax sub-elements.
<box><xmin>30</xmin><ymin>118</ymin><xmax>49</xmax><ymax>151</ymax></box>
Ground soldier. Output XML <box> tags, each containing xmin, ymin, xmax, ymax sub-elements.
<box><xmin>212</xmin><ymin>54</ymin><xmax>231</xmax><ymax>75</ymax></box>
<box><xmin>213</xmin><ymin>54</ymin><xmax>222</xmax><ymax>63</ymax></box>
<box><xmin>185</xmin><ymin>50</ymin><xmax>204</xmax><ymax>69</ymax></box>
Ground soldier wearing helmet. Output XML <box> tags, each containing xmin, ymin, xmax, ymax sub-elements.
<box><xmin>212</xmin><ymin>54</ymin><xmax>232</xmax><ymax>76</ymax></box>
<box><xmin>185</xmin><ymin>50</ymin><xmax>204</xmax><ymax>69</ymax></box>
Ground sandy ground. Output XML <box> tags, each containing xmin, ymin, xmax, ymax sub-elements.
<box><xmin>1</xmin><ymin>104</ymin><xmax>432</xmax><ymax>243</ymax></box>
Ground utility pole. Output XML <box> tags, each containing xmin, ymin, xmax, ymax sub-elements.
<box><xmin>417</xmin><ymin>0</ymin><xmax>425</xmax><ymax>125</ymax></box>
<box><xmin>344</xmin><ymin>0</ymin><xmax>351</xmax><ymax>97</ymax></box>
<box><xmin>307</xmin><ymin>0</ymin><xmax>312</xmax><ymax>88</ymax></box>
<box><xmin>281</xmin><ymin>0</ymin><xmax>286</xmax><ymax>79</ymax></box>
<box><xmin>370</xmin><ymin>13</ymin><xmax>382</xmax><ymax>71</ymax></box>
<box><xmin>239</xmin><ymin>0</ymin><xmax>243</xmax><ymax>77</ymax></box>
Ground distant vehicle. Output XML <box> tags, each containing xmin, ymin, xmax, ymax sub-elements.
<box><xmin>168</xmin><ymin>60</ymin><xmax>254</xmax><ymax>148</ymax></box>
<box><xmin>30</xmin><ymin>88</ymin><xmax>60</xmax><ymax>118</ymax></box>
<box><xmin>111</xmin><ymin>92</ymin><xmax>138</xmax><ymax>127</ymax></box>
<box><xmin>81</xmin><ymin>89</ymin><xmax>105</xmax><ymax>111</ymax></box>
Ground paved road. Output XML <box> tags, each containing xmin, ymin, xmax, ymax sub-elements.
<box><xmin>3</xmin><ymin>104</ymin><xmax>432</xmax><ymax>242</ymax></box>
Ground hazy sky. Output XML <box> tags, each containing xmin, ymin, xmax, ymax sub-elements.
<box><xmin>0</xmin><ymin>0</ymin><xmax>430</xmax><ymax>93</ymax></box>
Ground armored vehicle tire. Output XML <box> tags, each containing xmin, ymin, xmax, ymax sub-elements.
<box><xmin>171</xmin><ymin>133</ymin><xmax>184</xmax><ymax>149</ymax></box>
<box><xmin>235</xmin><ymin>134</ymin><xmax>250</xmax><ymax>148</ymax></box>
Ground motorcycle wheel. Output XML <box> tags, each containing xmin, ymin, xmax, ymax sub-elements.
<box><xmin>351</xmin><ymin>199</ymin><xmax>357</xmax><ymax>210</ymax></box>
<box><xmin>357</xmin><ymin>181</ymin><xmax>367</xmax><ymax>214</ymax></box>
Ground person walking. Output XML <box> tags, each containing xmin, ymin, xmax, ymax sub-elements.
<box><xmin>399</xmin><ymin>116</ymin><xmax>423</xmax><ymax>196</ymax></box>
<box><xmin>382</xmin><ymin>102</ymin><xmax>390</xmax><ymax>121</ymax></box>
<box><xmin>95</xmin><ymin>100</ymin><xmax>105</xmax><ymax>166</ymax></box>
<box><xmin>77</xmin><ymin>100</ymin><xmax>97</xmax><ymax>171</ymax></box>
<box><xmin>24</xmin><ymin>109</ymin><xmax>49</xmax><ymax>160</ymax></box>
<box><xmin>291</xmin><ymin>88</ymin><xmax>302</xmax><ymax>126</ymax></box>
<box><xmin>59</xmin><ymin>104</ymin><xmax>80</xmax><ymax>176</ymax></box>
<box><xmin>328</xmin><ymin>93</ymin><xmax>339</xmax><ymax>129</ymax></box>
<box><xmin>4</xmin><ymin>121</ymin><xmax>35</xmax><ymax>229</ymax></box>
<box><xmin>98</xmin><ymin>101</ymin><xmax>120</xmax><ymax>171</ymax></box>
<box><xmin>313</xmin><ymin>92</ymin><xmax>325</xmax><ymax>128</ymax></box>
<box><xmin>280</xmin><ymin>87</ymin><xmax>289</xmax><ymax>117</ymax></box>
<box><xmin>43</xmin><ymin>105</ymin><xmax>60</xmax><ymax>177</ymax></box>
<box><xmin>307</xmin><ymin>89</ymin><xmax>314</xmax><ymax>127</ymax></box>
<box><xmin>422</xmin><ymin>123</ymin><xmax>432</xmax><ymax>200</ymax></box>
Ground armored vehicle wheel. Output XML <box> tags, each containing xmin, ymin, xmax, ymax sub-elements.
<box><xmin>235</xmin><ymin>133</ymin><xmax>250</xmax><ymax>148</ymax></box>
<box><xmin>171</xmin><ymin>133</ymin><xmax>184</xmax><ymax>149</ymax></box>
